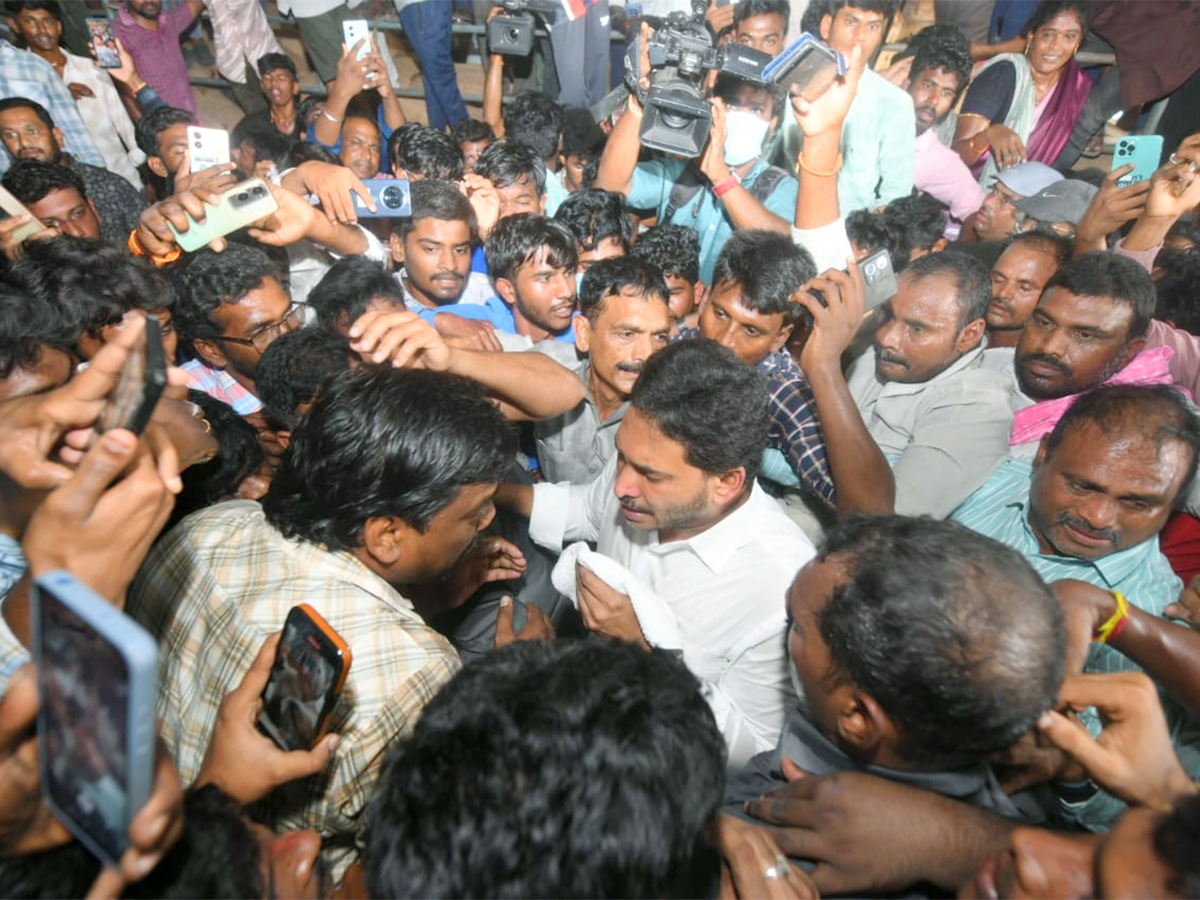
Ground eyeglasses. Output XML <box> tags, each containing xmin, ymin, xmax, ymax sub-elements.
<box><xmin>214</xmin><ymin>303</ymin><xmax>307</xmax><ymax>354</ymax></box>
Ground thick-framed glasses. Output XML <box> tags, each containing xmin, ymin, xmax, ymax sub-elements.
<box><xmin>215</xmin><ymin>303</ymin><xmax>307</xmax><ymax>354</ymax></box>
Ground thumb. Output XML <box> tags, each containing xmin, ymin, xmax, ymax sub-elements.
<box><xmin>780</xmin><ymin>756</ymin><xmax>811</xmax><ymax>782</ymax></box>
<box><xmin>278</xmin><ymin>733</ymin><xmax>340</xmax><ymax>783</ymax></box>
<box><xmin>1036</xmin><ymin>709</ymin><xmax>1106</xmax><ymax>774</ymax></box>
<box><xmin>1165</xmin><ymin>602</ymin><xmax>1183</xmax><ymax>618</ymax></box>
<box><xmin>495</xmin><ymin>595</ymin><xmax>516</xmax><ymax>645</ymax></box>
<box><xmin>56</xmin><ymin>429</ymin><xmax>141</xmax><ymax>517</ymax></box>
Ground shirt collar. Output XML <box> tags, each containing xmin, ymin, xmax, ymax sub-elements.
<box><xmin>879</xmin><ymin>343</ymin><xmax>985</xmax><ymax>397</ymax></box>
<box><xmin>670</xmin><ymin>481</ymin><xmax>774</xmax><ymax>572</ymax></box>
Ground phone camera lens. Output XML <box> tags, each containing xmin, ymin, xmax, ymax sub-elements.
<box><xmin>381</xmin><ymin>185</ymin><xmax>405</xmax><ymax>209</ymax></box>
<box><xmin>236</xmin><ymin>192</ymin><xmax>248</xmax><ymax>202</ymax></box>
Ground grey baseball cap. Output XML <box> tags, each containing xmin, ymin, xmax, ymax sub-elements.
<box><xmin>1016</xmin><ymin>178</ymin><xmax>1099</xmax><ymax>225</ymax></box>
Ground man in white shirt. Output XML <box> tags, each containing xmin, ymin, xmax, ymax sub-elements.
<box><xmin>498</xmin><ymin>339</ymin><xmax>815</xmax><ymax>770</ymax></box>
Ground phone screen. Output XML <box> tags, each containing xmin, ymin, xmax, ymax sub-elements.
<box><xmin>86</xmin><ymin>18</ymin><xmax>121</xmax><ymax>69</ymax></box>
<box><xmin>258</xmin><ymin>610</ymin><xmax>343</xmax><ymax>751</ymax></box>
<box><xmin>38</xmin><ymin>590</ymin><xmax>132</xmax><ymax>865</ymax></box>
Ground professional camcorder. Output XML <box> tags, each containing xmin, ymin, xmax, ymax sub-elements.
<box><xmin>488</xmin><ymin>0</ymin><xmax>559</xmax><ymax>56</ymax></box>
<box><xmin>623</xmin><ymin>0</ymin><xmax>771</xmax><ymax>157</ymax></box>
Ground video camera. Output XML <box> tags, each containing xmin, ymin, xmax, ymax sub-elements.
<box><xmin>623</xmin><ymin>0</ymin><xmax>770</xmax><ymax>158</ymax></box>
<box><xmin>488</xmin><ymin>0</ymin><xmax>559</xmax><ymax>56</ymax></box>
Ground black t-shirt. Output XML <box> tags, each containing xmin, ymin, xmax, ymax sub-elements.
<box><xmin>960</xmin><ymin>60</ymin><xmax>1018</xmax><ymax>125</ymax></box>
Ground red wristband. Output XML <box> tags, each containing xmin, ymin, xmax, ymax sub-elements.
<box><xmin>712</xmin><ymin>174</ymin><xmax>740</xmax><ymax>198</ymax></box>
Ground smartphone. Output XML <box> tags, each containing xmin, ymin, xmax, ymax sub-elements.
<box><xmin>351</xmin><ymin>178</ymin><xmax>412</xmax><ymax>218</ymax></box>
<box><xmin>1112</xmin><ymin>135</ymin><xmax>1164</xmax><ymax>189</ymax></box>
<box><xmin>168</xmin><ymin>177</ymin><xmax>279</xmax><ymax>253</ymax></box>
<box><xmin>85</xmin><ymin>17</ymin><xmax>121</xmax><ymax>69</ymax></box>
<box><xmin>96</xmin><ymin>313</ymin><xmax>167</xmax><ymax>436</ymax></box>
<box><xmin>258</xmin><ymin>605</ymin><xmax>352</xmax><ymax>752</ymax></box>
<box><xmin>0</xmin><ymin>183</ymin><xmax>46</xmax><ymax>244</ymax></box>
<box><xmin>343</xmin><ymin>19</ymin><xmax>371</xmax><ymax>61</ymax></box>
<box><xmin>860</xmin><ymin>248</ymin><xmax>898</xmax><ymax>311</ymax></box>
<box><xmin>187</xmin><ymin>126</ymin><xmax>230</xmax><ymax>172</ymax></box>
<box><xmin>33</xmin><ymin>571</ymin><xmax>158</xmax><ymax>868</ymax></box>
<box><xmin>763</xmin><ymin>33</ymin><xmax>846</xmax><ymax>103</ymax></box>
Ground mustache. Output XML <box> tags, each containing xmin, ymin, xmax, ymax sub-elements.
<box><xmin>915</xmin><ymin>105</ymin><xmax>937</xmax><ymax>118</ymax></box>
<box><xmin>432</xmin><ymin>271</ymin><xmax>464</xmax><ymax>281</ymax></box>
<box><xmin>619</xmin><ymin>497</ymin><xmax>651</xmax><ymax>515</ymax></box>
<box><xmin>615</xmin><ymin>361</ymin><xmax>644</xmax><ymax>375</ymax></box>
<box><xmin>877</xmin><ymin>349</ymin><xmax>908</xmax><ymax>368</ymax></box>
<box><xmin>1056</xmin><ymin>512</ymin><xmax>1118</xmax><ymax>546</ymax></box>
<box><xmin>1019</xmin><ymin>352</ymin><xmax>1071</xmax><ymax>376</ymax></box>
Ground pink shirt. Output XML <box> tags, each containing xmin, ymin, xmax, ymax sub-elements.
<box><xmin>914</xmin><ymin>128</ymin><xmax>987</xmax><ymax>236</ymax></box>
<box><xmin>112</xmin><ymin>2</ymin><xmax>197</xmax><ymax>115</ymax></box>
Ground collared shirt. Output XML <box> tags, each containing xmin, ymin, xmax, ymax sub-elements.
<box><xmin>204</xmin><ymin>0</ymin><xmax>284</xmax><ymax>83</ymax></box>
<box><xmin>847</xmin><ymin>345</ymin><xmax>1013</xmax><ymax>518</ymax></box>
<box><xmin>67</xmin><ymin>157</ymin><xmax>147</xmax><ymax>245</ymax></box>
<box><xmin>627</xmin><ymin>156</ymin><xmax>798</xmax><ymax>284</ymax></box>
<box><xmin>181</xmin><ymin>358</ymin><xmax>263</xmax><ymax>415</ymax></box>
<box><xmin>0</xmin><ymin>40</ymin><xmax>104</xmax><ymax>176</ymax></box>
<box><xmin>914</xmin><ymin>127</ymin><xmax>986</xmax><ymax>235</ymax></box>
<box><xmin>529</xmin><ymin>458</ymin><xmax>815</xmax><ymax>769</ymax></box>
<box><xmin>533</xmin><ymin>358</ymin><xmax>625</xmax><ymax>484</ymax></box>
<box><xmin>397</xmin><ymin>269</ymin><xmax>494</xmax><ymax>313</ymax></box>
<box><xmin>112</xmin><ymin>2</ymin><xmax>198</xmax><ymax>116</ymax></box>
<box><xmin>415</xmin><ymin>295</ymin><xmax>578</xmax><ymax>344</ymax></box>
<box><xmin>59</xmin><ymin>51</ymin><xmax>145</xmax><ymax>188</ymax></box>
<box><xmin>127</xmin><ymin>502</ymin><xmax>459</xmax><ymax>877</ymax></box>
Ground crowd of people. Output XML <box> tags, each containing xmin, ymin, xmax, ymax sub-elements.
<box><xmin>1</xmin><ymin>0</ymin><xmax>1200</xmax><ymax>897</ymax></box>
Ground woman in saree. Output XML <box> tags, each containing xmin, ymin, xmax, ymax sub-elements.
<box><xmin>953</xmin><ymin>1</ymin><xmax>1091</xmax><ymax>186</ymax></box>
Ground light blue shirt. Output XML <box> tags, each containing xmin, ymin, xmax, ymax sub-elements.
<box><xmin>544</xmin><ymin>167</ymin><xmax>569</xmax><ymax>217</ymax></box>
<box><xmin>627</xmin><ymin>156</ymin><xmax>798</xmax><ymax>284</ymax></box>
<box><xmin>416</xmin><ymin>295</ymin><xmax>577</xmax><ymax>344</ymax></box>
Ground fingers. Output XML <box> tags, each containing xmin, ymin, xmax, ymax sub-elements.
<box><xmin>0</xmin><ymin>665</ymin><xmax>38</xmax><ymax>751</ymax></box>
<box><xmin>494</xmin><ymin>595</ymin><xmax>517</xmax><ymax>646</ymax></box>
<box><xmin>235</xmin><ymin>632</ymin><xmax>283</xmax><ymax>701</ymax></box>
<box><xmin>52</xmin><ymin>429</ymin><xmax>141</xmax><ymax>520</ymax></box>
<box><xmin>121</xmin><ymin>748</ymin><xmax>184</xmax><ymax>884</ymax></box>
<box><xmin>272</xmin><ymin>733</ymin><xmax>340</xmax><ymax>784</ymax></box>
<box><xmin>519</xmin><ymin>603</ymin><xmax>555</xmax><ymax>640</ymax></box>
<box><xmin>1035</xmin><ymin>708</ymin><xmax>1107</xmax><ymax>774</ymax></box>
<box><xmin>85</xmin><ymin>867</ymin><xmax>127</xmax><ymax>900</ymax></box>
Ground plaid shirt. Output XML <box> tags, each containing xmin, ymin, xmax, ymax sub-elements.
<box><xmin>181</xmin><ymin>359</ymin><xmax>263</xmax><ymax>415</ymax></box>
<box><xmin>0</xmin><ymin>40</ymin><xmax>104</xmax><ymax>176</ymax></box>
<box><xmin>112</xmin><ymin>2</ymin><xmax>198</xmax><ymax>116</ymax></box>
<box><xmin>677</xmin><ymin>329</ymin><xmax>836</xmax><ymax>510</ymax></box>
<box><xmin>127</xmin><ymin>502</ymin><xmax>460</xmax><ymax>877</ymax></box>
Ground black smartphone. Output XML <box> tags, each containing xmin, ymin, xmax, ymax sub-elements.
<box><xmin>258</xmin><ymin>605</ymin><xmax>353</xmax><ymax>752</ymax></box>
<box><xmin>96</xmin><ymin>314</ymin><xmax>166</xmax><ymax>436</ymax></box>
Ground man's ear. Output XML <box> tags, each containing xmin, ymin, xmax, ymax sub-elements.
<box><xmin>834</xmin><ymin>690</ymin><xmax>898</xmax><ymax>764</ymax></box>
<box><xmin>538</xmin><ymin>193</ymin><xmax>546</xmax><ymax>215</ymax></box>
<box><xmin>819</xmin><ymin>13</ymin><xmax>833</xmax><ymax>41</ymax></box>
<box><xmin>191</xmin><ymin>336</ymin><xmax>228</xmax><ymax>370</ymax></box>
<box><xmin>1033</xmin><ymin>433</ymin><xmax>1052</xmax><ymax>470</ymax></box>
<box><xmin>956</xmin><ymin>318</ymin><xmax>987</xmax><ymax>353</ymax></box>
<box><xmin>147</xmin><ymin>155</ymin><xmax>169</xmax><ymax>179</ymax></box>
<box><xmin>495</xmin><ymin>275</ymin><xmax>517</xmax><ymax>307</ymax></box>
<box><xmin>394</xmin><ymin>166</ymin><xmax>409</xmax><ymax>181</ymax></box>
<box><xmin>86</xmin><ymin>197</ymin><xmax>98</xmax><ymax>217</ymax></box>
<box><xmin>388</xmin><ymin>232</ymin><xmax>406</xmax><ymax>265</ymax></box>
<box><xmin>769</xmin><ymin>322</ymin><xmax>795</xmax><ymax>354</ymax></box>
<box><xmin>710</xmin><ymin>466</ymin><xmax>748</xmax><ymax>506</ymax></box>
<box><xmin>575</xmin><ymin>312</ymin><xmax>592</xmax><ymax>354</ymax></box>
<box><xmin>696</xmin><ymin>281</ymin><xmax>709</xmax><ymax>310</ymax></box>
<box><xmin>932</xmin><ymin>237</ymin><xmax>948</xmax><ymax>254</ymax></box>
<box><xmin>361</xmin><ymin>515</ymin><xmax>411</xmax><ymax>568</ymax></box>
<box><xmin>1115</xmin><ymin>335</ymin><xmax>1147</xmax><ymax>371</ymax></box>
<box><xmin>51</xmin><ymin>126</ymin><xmax>66</xmax><ymax>151</ymax></box>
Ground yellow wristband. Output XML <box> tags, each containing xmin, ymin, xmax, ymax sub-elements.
<box><xmin>1095</xmin><ymin>591</ymin><xmax>1129</xmax><ymax>643</ymax></box>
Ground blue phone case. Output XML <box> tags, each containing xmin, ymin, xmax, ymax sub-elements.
<box><xmin>32</xmin><ymin>571</ymin><xmax>158</xmax><ymax>868</ymax></box>
<box><xmin>1112</xmin><ymin>135</ymin><xmax>1163</xmax><ymax>189</ymax></box>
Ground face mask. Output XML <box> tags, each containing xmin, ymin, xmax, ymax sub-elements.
<box><xmin>723</xmin><ymin>110</ymin><xmax>770</xmax><ymax>167</ymax></box>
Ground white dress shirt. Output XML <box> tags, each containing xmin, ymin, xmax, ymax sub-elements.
<box><xmin>60</xmin><ymin>51</ymin><xmax>144</xmax><ymax>188</ymax></box>
<box><xmin>529</xmin><ymin>456</ymin><xmax>815</xmax><ymax>770</ymax></box>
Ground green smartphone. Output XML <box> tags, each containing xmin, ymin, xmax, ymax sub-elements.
<box><xmin>0</xmin><ymin>183</ymin><xmax>47</xmax><ymax>243</ymax></box>
<box><xmin>168</xmin><ymin>178</ymin><xmax>279</xmax><ymax>253</ymax></box>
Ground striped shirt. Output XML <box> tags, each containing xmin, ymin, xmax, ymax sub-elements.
<box><xmin>204</xmin><ymin>0</ymin><xmax>284</xmax><ymax>84</ymax></box>
<box><xmin>127</xmin><ymin>501</ymin><xmax>460</xmax><ymax>877</ymax></box>
<box><xmin>181</xmin><ymin>359</ymin><xmax>263</xmax><ymax>415</ymax></box>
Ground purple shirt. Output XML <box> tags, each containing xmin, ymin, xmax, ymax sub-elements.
<box><xmin>914</xmin><ymin>128</ymin><xmax>987</xmax><ymax>238</ymax></box>
<box><xmin>112</xmin><ymin>2</ymin><xmax>198</xmax><ymax>116</ymax></box>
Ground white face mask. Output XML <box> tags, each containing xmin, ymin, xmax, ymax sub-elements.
<box><xmin>723</xmin><ymin>110</ymin><xmax>770</xmax><ymax>167</ymax></box>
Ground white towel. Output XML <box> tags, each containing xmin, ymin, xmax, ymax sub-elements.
<box><xmin>551</xmin><ymin>543</ymin><xmax>683</xmax><ymax>650</ymax></box>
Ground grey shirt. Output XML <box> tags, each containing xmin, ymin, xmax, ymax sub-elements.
<box><xmin>533</xmin><ymin>357</ymin><xmax>626</xmax><ymax>485</ymax></box>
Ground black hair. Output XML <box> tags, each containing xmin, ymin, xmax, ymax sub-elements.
<box><xmin>710</xmin><ymin>229</ymin><xmax>815</xmax><ymax>326</ymax></box>
<box><xmin>502</xmin><ymin>91</ymin><xmax>563</xmax><ymax>163</ymax></box>
<box><xmin>230</xmin><ymin>119</ymin><xmax>292</xmax><ymax>168</ymax></box>
<box><xmin>880</xmin><ymin>193</ymin><xmax>946</xmax><ymax>273</ymax></box>
<box><xmin>905</xmin><ymin>23</ymin><xmax>973</xmax><ymax>96</ymax></box>
<box><xmin>578</xmin><ymin>255</ymin><xmax>669</xmax><ymax>322</ymax></box>
<box><xmin>1155</xmin><ymin>249</ymin><xmax>1200</xmax><ymax>336</ymax></box>
<box><xmin>1</xmin><ymin>158</ymin><xmax>84</xmax><ymax>205</ymax></box>
<box><xmin>169</xmin><ymin>243</ymin><xmax>281</xmax><ymax>348</ymax></box>
<box><xmin>630</xmin><ymin>339</ymin><xmax>769</xmax><ymax>481</ymax></box>
<box><xmin>553</xmin><ymin>188</ymin><xmax>633</xmax><ymax>253</ymax></box>
<box><xmin>1166</xmin><ymin>218</ymin><xmax>1200</xmax><ymax>249</ymax></box>
<box><xmin>845</xmin><ymin>208</ymin><xmax>891</xmax><ymax>258</ymax></box>
<box><xmin>734</xmin><ymin>0</ymin><xmax>790</xmax><ymax>26</ymax></box>
<box><xmin>0</xmin><ymin>95</ymin><xmax>55</xmax><ymax>130</ymax></box>
<box><xmin>0</xmin><ymin>279</ymin><xmax>77</xmax><ymax>379</ymax></box>
<box><xmin>560</xmin><ymin>107</ymin><xmax>605</xmax><ymax>160</ymax></box>
<box><xmin>4</xmin><ymin>1</ymin><xmax>63</xmax><ymax>19</ymax></box>
<box><xmin>1044</xmin><ymin>384</ymin><xmax>1200</xmax><ymax>501</ymax></box>
<box><xmin>713</xmin><ymin>72</ymin><xmax>783</xmax><ymax>120</ymax></box>
<box><xmin>1154</xmin><ymin>793</ymin><xmax>1200</xmax><ymax>899</ymax></box>
<box><xmin>475</xmin><ymin>140</ymin><xmax>546</xmax><ymax>196</ymax></box>
<box><xmin>904</xmin><ymin>249</ymin><xmax>991</xmax><ymax>326</ymax></box>
<box><xmin>365</xmin><ymin>640</ymin><xmax>724</xmax><ymax>899</ymax></box>
<box><xmin>817</xmin><ymin>515</ymin><xmax>1066</xmax><ymax>769</ymax></box>
<box><xmin>1003</xmin><ymin>229</ymin><xmax>1074</xmax><ymax>269</ymax></box>
<box><xmin>389</xmin><ymin>125</ymin><xmax>465</xmax><ymax>181</ymax></box>
<box><xmin>395</xmin><ymin>177</ymin><xmax>477</xmax><ymax>242</ymax></box>
<box><xmin>1022</xmin><ymin>0</ymin><xmax>1090</xmax><ymax>40</ymax></box>
<box><xmin>485</xmin><ymin>213</ymin><xmax>577</xmax><ymax>284</ymax></box>
<box><xmin>630</xmin><ymin>224</ymin><xmax>700</xmax><ymax>284</ymax></box>
<box><xmin>1043</xmin><ymin>251</ymin><xmax>1156</xmax><ymax>339</ymax></box>
<box><xmin>134</xmin><ymin>105</ymin><xmax>196</xmax><ymax>158</ymax></box>
<box><xmin>256</xmin><ymin>51</ymin><xmax>298</xmax><ymax>79</ymax></box>
<box><xmin>801</xmin><ymin>0</ymin><xmax>898</xmax><ymax>35</ymax></box>
<box><xmin>255</xmin><ymin>328</ymin><xmax>358</xmax><ymax>429</ymax></box>
<box><xmin>288</xmin><ymin>141</ymin><xmax>339</xmax><ymax>168</ymax></box>
<box><xmin>307</xmin><ymin>254</ymin><xmax>406</xmax><ymax>333</ymax></box>
<box><xmin>451</xmin><ymin>117</ymin><xmax>495</xmax><ymax>147</ymax></box>
<box><xmin>263</xmin><ymin>367</ymin><xmax>515</xmax><ymax>548</ymax></box>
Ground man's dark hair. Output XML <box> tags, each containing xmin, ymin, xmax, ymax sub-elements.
<box><xmin>801</xmin><ymin>0</ymin><xmax>898</xmax><ymax>35</ymax></box>
<box><xmin>735</xmin><ymin>0</ymin><xmax>790</xmax><ymax>26</ymax></box>
<box><xmin>1155</xmin><ymin>794</ymin><xmax>1200</xmax><ymax>899</ymax></box>
<box><xmin>905</xmin><ymin>23</ymin><xmax>973</xmax><ymax>96</ymax></box>
<box><xmin>230</xmin><ymin>119</ymin><xmax>292</xmax><ymax>168</ymax></box>
<box><xmin>630</xmin><ymin>224</ymin><xmax>701</xmax><ymax>284</ymax></box>
<box><xmin>904</xmin><ymin>249</ymin><xmax>991</xmax><ymax>327</ymax></box>
<box><xmin>0</xmin><ymin>95</ymin><xmax>54</xmax><ymax>130</ymax></box>
<box><xmin>1022</xmin><ymin>0</ymin><xmax>1090</xmax><ymax>39</ymax></box>
<box><xmin>395</xmin><ymin>178</ymin><xmax>477</xmax><ymax>243</ymax></box>
<box><xmin>485</xmin><ymin>213</ymin><xmax>577</xmax><ymax>284</ymax></box>
<box><xmin>1</xmin><ymin>158</ymin><xmax>84</xmax><ymax>205</ymax></box>
<box><xmin>631</xmin><ymin>339</ymin><xmax>769</xmax><ymax>482</ymax></box>
<box><xmin>366</xmin><ymin>640</ymin><xmax>724</xmax><ymax>899</ymax></box>
<box><xmin>134</xmin><ymin>105</ymin><xmax>196</xmax><ymax>158</ymax></box>
<box><xmin>553</xmin><ymin>188</ymin><xmax>633</xmax><ymax>253</ymax></box>
<box><xmin>1166</xmin><ymin>218</ymin><xmax>1200</xmax><ymax>249</ymax></box>
<box><xmin>1044</xmin><ymin>384</ymin><xmax>1200</xmax><ymax>501</ymax></box>
<box><xmin>560</xmin><ymin>107</ymin><xmax>605</xmax><ymax>161</ymax></box>
<box><xmin>713</xmin><ymin>72</ymin><xmax>782</xmax><ymax>120</ymax></box>
<box><xmin>1043</xmin><ymin>251</ymin><xmax>1156</xmax><ymax>339</ymax></box>
<box><xmin>1004</xmin><ymin>229</ymin><xmax>1073</xmax><ymax>269</ymax></box>
<box><xmin>880</xmin><ymin>193</ymin><xmax>946</xmax><ymax>272</ymax></box>
<box><xmin>308</xmin><ymin>254</ymin><xmax>405</xmax><ymax>333</ymax></box>
<box><xmin>389</xmin><ymin>125</ymin><xmax>465</xmax><ymax>181</ymax></box>
<box><xmin>475</xmin><ymin>140</ymin><xmax>546</xmax><ymax>197</ymax></box>
<box><xmin>256</xmin><ymin>51</ymin><xmax>297</xmax><ymax>79</ymax></box>
<box><xmin>255</xmin><ymin>328</ymin><xmax>357</xmax><ymax>429</ymax></box>
<box><xmin>817</xmin><ymin>515</ymin><xmax>1066</xmax><ymax>769</ymax></box>
<box><xmin>263</xmin><ymin>367</ymin><xmax>515</xmax><ymax>548</ymax></box>
<box><xmin>1155</xmin><ymin>248</ymin><xmax>1200</xmax><ymax>335</ymax></box>
<box><xmin>169</xmin><ymin>243</ymin><xmax>281</xmax><ymax>348</ymax></box>
<box><xmin>4</xmin><ymin>1</ymin><xmax>63</xmax><ymax>19</ymax></box>
<box><xmin>578</xmin><ymin>255</ymin><xmax>669</xmax><ymax>322</ymax></box>
<box><xmin>0</xmin><ymin>280</ymin><xmax>77</xmax><ymax>379</ymax></box>
<box><xmin>845</xmin><ymin>208</ymin><xmax>891</xmax><ymax>258</ymax></box>
<box><xmin>502</xmin><ymin>91</ymin><xmax>563</xmax><ymax>163</ymax></box>
<box><xmin>289</xmin><ymin>140</ymin><xmax>339</xmax><ymax>167</ymax></box>
<box><xmin>710</xmin><ymin>229</ymin><xmax>815</xmax><ymax>326</ymax></box>
<box><xmin>450</xmin><ymin>117</ymin><xmax>495</xmax><ymax>147</ymax></box>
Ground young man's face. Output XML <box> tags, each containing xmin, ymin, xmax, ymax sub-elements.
<box><xmin>734</xmin><ymin>11</ymin><xmax>788</xmax><ymax>58</ymax></box>
<box><xmin>259</xmin><ymin>67</ymin><xmax>299</xmax><ymax>108</ymax></box>
<box><xmin>575</xmin><ymin>236</ymin><xmax>625</xmax><ymax>274</ymax></box>
<box><xmin>986</xmin><ymin>243</ymin><xmax>1059</xmax><ymax>338</ymax></box>
<box><xmin>460</xmin><ymin>138</ymin><xmax>491</xmax><ymax>174</ymax></box>
<box><xmin>393</xmin><ymin>216</ymin><xmax>474</xmax><ymax>307</ymax></box>
<box><xmin>560</xmin><ymin>152</ymin><xmax>591</xmax><ymax>193</ymax></box>
<box><xmin>820</xmin><ymin>4</ymin><xmax>888</xmax><ymax>59</ymax></box>
<box><xmin>339</xmin><ymin>117</ymin><xmax>382</xmax><ymax>180</ymax></box>
<box><xmin>381</xmin><ymin>482</ymin><xmax>499</xmax><ymax>584</ymax></box>
<box><xmin>152</xmin><ymin>122</ymin><xmax>191</xmax><ymax>178</ymax></box>
<box><xmin>0</xmin><ymin>105</ymin><xmax>63</xmax><ymax>164</ymax></box>
<box><xmin>30</xmin><ymin>188</ymin><xmax>101</xmax><ymax>240</ymax></box>
<box><xmin>909</xmin><ymin>65</ymin><xmax>961</xmax><ymax>135</ymax></box>
<box><xmin>9</xmin><ymin>5</ymin><xmax>62</xmax><ymax>54</ymax></box>
<box><xmin>575</xmin><ymin>287</ymin><xmax>671</xmax><ymax>400</ymax></box>
<box><xmin>499</xmin><ymin>247</ymin><xmax>577</xmax><ymax>336</ymax></box>
<box><xmin>664</xmin><ymin>272</ymin><xmax>703</xmax><ymax>323</ymax></box>
<box><xmin>699</xmin><ymin>280</ymin><xmax>791</xmax><ymax>365</ymax></box>
<box><xmin>494</xmin><ymin>174</ymin><xmax>544</xmax><ymax>219</ymax></box>
<box><xmin>974</xmin><ymin>182</ymin><xmax>1023</xmax><ymax>242</ymax></box>
<box><xmin>194</xmin><ymin>277</ymin><xmax>295</xmax><ymax>385</ymax></box>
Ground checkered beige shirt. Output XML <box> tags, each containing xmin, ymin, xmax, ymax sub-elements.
<box><xmin>127</xmin><ymin>501</ymin><xmax>459</xmax><ymax>875</ymax></box>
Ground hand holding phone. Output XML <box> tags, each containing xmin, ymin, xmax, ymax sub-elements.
<box><xmin>85</xmin><ymin>17</ymin><xmax>121</xmax><ymax>69</ymax></box>
<box><xmin>1112</xmin><ymin>135</ymin><xmax>1164</xmax><ymax>189</ymax></box>
<box><xmin>97</xmin><ymin>313</ymin><xmax>167</xmax><ymax>436</ymax></box>
<box><xmin>187</xmin><ymin>126</ymin><xmax>231</xmax><ymax>172</ymax></box>
<box><xmin>0</xmin><ymin>183</ymin><xmax>48</xmax><ymax>246</ymax></box>
<box><xmin>763</xmin><ymin>33</ymin><xmax>846</xmax><ymax>103</ymax></box>
<box><xmin>343</xmin><ymin>19</ymin><xmax>371</xmax><ymax>61</ymax></box>
<box><xmin>167</xmin><ymin>177</ymin><xmax>279</xmax><ymax>253</ymax></box>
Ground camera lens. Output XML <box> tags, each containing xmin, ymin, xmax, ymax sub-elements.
<box><xmin>505</xmin><ymin>26</ymin><xmax>520</xmax><ymax>41</ymax></box>
<box><xmin>236</xmin><ymin>192</ymin><xmax>248</xmax><ymax>202</ymax></box>
<box><xmin>381</xmin><ymin>185</ymin><xmax>404</xmax><ymax>209</ymax></box>
<box><xmin>194</xmin><ymin>141</ymin><xmax>202</xmax><ymax>148</ymax></box>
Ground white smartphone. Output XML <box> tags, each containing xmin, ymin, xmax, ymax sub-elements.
<box><xmin>168</xmin><ymin>177</ymin><xmax>279</xmax><ymax>253</ymax></box>
<box><xmin>187</xmin><ymin>126</ymin><xmax>230</xmax><ymax>172</ymax></box>
<box><xmin>343</xmin><ymin>19</ymin><xmax>371</xmax><ymax>61</ymax></box>
<box><xmin>0</xmin><ymin>183</ymin><xmax>46</xmax><ymax>243</ymax></box>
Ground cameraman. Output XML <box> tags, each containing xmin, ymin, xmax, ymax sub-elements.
<box><xmin>595</xmin><ymin>71</ymin><xmax>796</xmax><ymax>284</ymax></box>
